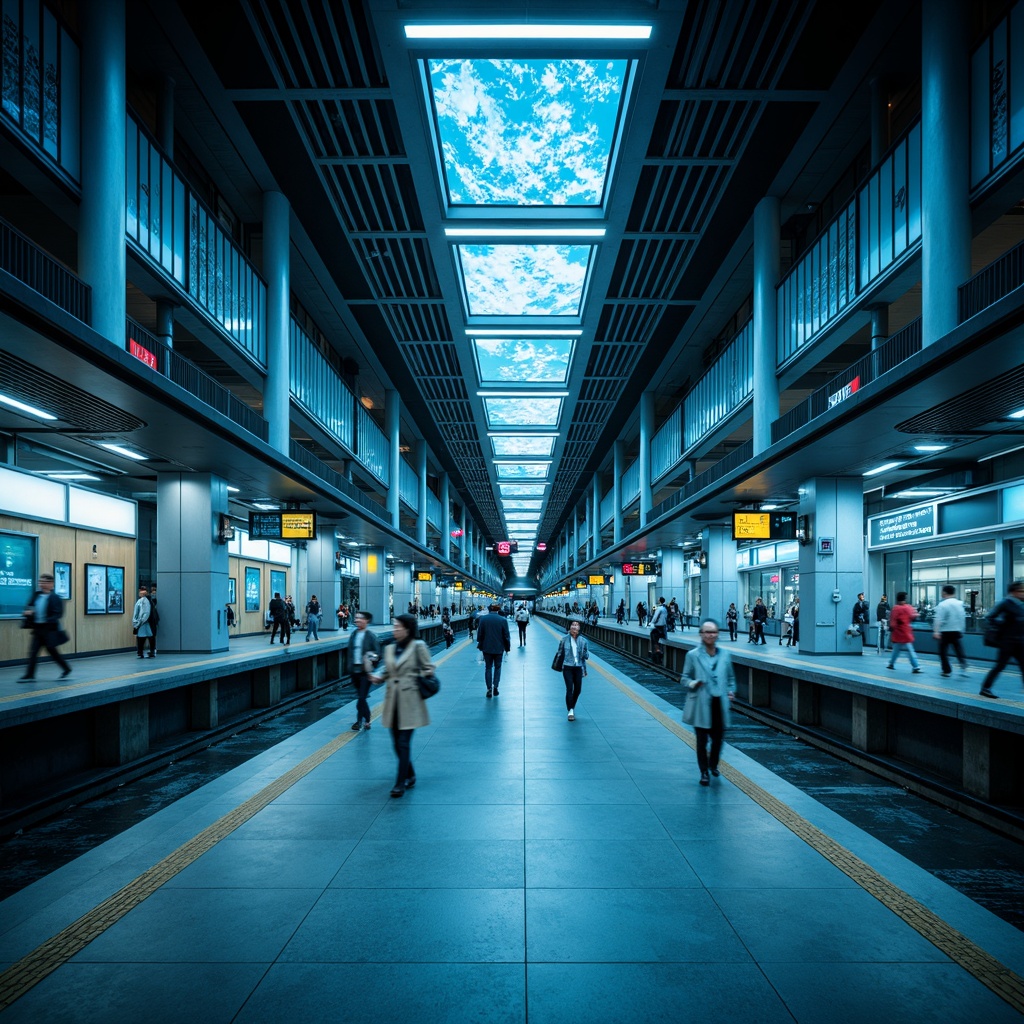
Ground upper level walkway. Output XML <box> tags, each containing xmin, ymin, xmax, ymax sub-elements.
<box><xmin>0</xmin><ymin>619</ymin><xmax>1021</xmax><ymax>1021</ymax></box>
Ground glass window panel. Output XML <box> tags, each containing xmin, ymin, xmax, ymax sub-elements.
<box><xmin>500</xmin><ymin>485</ymin><xmax>546</xmax><ymax>497</ymax></box>
<box><xmin>496</xmin><ymin>463</ymin><xmax>549</xmax><ymax>479</ymax></box>
<box><xmin>502</xmin><ymin>500</ymin><xmax>543</xmax><ymax>510</ymax></box>
<box><xmin>491</xmin><ymin>436</ymin><xmax>555</xmax><ymax>457</ymax></box>
<box><xmin>485</xmin><ymin>397</ymin><xmax>562</xmax><ymax>427</ymax></box>
<box><xmin>428</xmin><ymin>57</ymin><xmax>628</xmax><ymax>207</ymax></box>
<box><xmin>42</xmin><ymin>9</ymin><xmax>56</xmax><ymax>156</ymax></box>
<box><xmin>60</xmin><ymin>31</ymin><xmax>79</xmax><ymax>181</ymax></box>
<box><xmin>474</xmin><ymin>338</ymin><xmax>574</xmax><ymax>384</ymax></box>
<box><xmin>459</xmin><ymin>244</ymin><xmax>592</xmax><ymax>317</ymax></box>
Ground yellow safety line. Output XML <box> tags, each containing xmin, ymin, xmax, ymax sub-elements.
<box><xmin>573</xmin><ymin>635</ymin><xmax>1024</xmax><ymax>1014</ymax></box>
<box><xmin>0</xmin><ymin>641</ymin><xmax>461</xmax><ymax>1012</ymax></box>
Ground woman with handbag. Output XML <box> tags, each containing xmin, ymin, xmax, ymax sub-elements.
<box><xmin>371</xmin><ymin>613</ymin><xmax>434</xmax><ymax>797</ymax></box>
<box><xmin>554</xmin><ymin>620</ymin><xmax>589</xmax><ymax>721</ymax></box>
<box><xmin>680</xmin><ymin>619</ymin><xmax>736</xmax><ymax>786</ymax></box>
<box><xmin>132</xmin><ymin>587</ymin><xmax>153</xmax><ymax>659</ymax></box>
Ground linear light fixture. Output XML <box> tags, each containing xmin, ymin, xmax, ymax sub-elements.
<box><xmin>478</xmin><ymin>390</ymin><xmax>569</xmax><ymax>398</ymax></box>
<box><xmin>1010</xmin><ymin>408</ymin><xmax>1024</xmax><ymax>419</ymax></box>
<box><xmin>494</xmin><ymin>459</ymin><xmax>553</xmax><ymax>466</ymax></box>
<box><xmin>0</xmin><ymin>393</ymin><xmax>57</xmax><ymax>421</ymax></box>
<box><xmin>912</xmin><ymin>444</ymin><xmax>949</xmax><ymax>452</ymax></box>
<box><xmin>98</xmin><ymin>442</ymin><xmax>147</xmax><ymax>460</ymax></box>
<box><xmin>488</xmin><ymin>432</ymin><xmax>560</xmax><ymax>438</ymax></box>
<box><xmin>979</xmin><ymin>443</ymin><xmax>1024</xmax><ymax>461</ymax></box>
<box><xmin>41</xmin><ymin>471</ymin><xmax>101</xmax><ymax>481</ymax></box>
<box><xmin>227</xmin><ymin>485</ymin><xmax>240</xmax><ymax>493</ymax></box>
<box><xmin>405</xmin><ymin>24</ymin><xmax>652</xmax><ymax>40</ymax></box>
<box><xmin>252</xmin><ymin>502</ymin><xmax>279</xmax><ymax>510</ymax></box>
<box><xmin>469</xmin><ymin>329</ymin><xmax>582</xmax><ymax>338</ymax></box>
<box><xmin>863</xmin><ymin>461</ymin><xmax>904</xmax><ymax>477</ymax></box>
<box><xmin>445</xmin><ymin>227</ymin><xmax>605</xmax><ymax>239</ymax></box>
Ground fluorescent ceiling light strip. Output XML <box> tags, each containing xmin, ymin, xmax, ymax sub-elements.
<box><xmin>98</xmin><ymin>442</ymin><xmax>147</xmax><ymax>460</ymax></box>
<box><xmin>470</xmin><ymin>330</ymin><xmax>581</xmax><ymax>338</ymax></box>
<box><xmin>913</xmin><ymin>444</ymin><xmax>949</xmax><ymax>452</ymax></box>
<box><xmin>488</xmin><ymin>432</ymin><xmax>560</xmax><ymax>438</ymax></box>
<box><xmin>42</xmin><ymin>472</ymin><xmax>101</xmax><ymax>481</ymax></box>
<box><xmin>227</xmin><ymin>486</ymin><xmax>240</xmax><ymax>493</ymax></box>
<box><xmin>479</xmin><ymin>390</ymin><xmax>569</xmax><ymax>398</ymax></box>
<box><xmin>863</xmin><ymin>461</ymin><xmax>903</xmax><ymax>477</ymax></box>
<box><xmin>1010</xmin><ymin>408</ymin><xmax>1024</xmax><ymax>419</ymax></box>
<box><xmin>0</xmin><ymin>393</ymin><xmax>57</xmax><ymax>421</ymax></box>
<box><xmin>980</xmin><ymin>443</ymin><xmax>1024</xmax><ymax>461</ymax></box>
<box><xmin>405</xmin><ymin>24</ymin><xmax>652</xmax><ymax>40</ymax></box>
<box><xmin>445</xmin><ymin>228</ymin><xmax>605</xmax><ymax>239</ymax></box>
<box><xmin>494</xmin><ymin>460</ymin><xmax>552</xmax><ymax>466</ymax></box>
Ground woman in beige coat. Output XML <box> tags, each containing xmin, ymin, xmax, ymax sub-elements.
<box><xmin>373</xmin><ymin>612</ymin><xmax>434</xmax><ymax>797</ymax></box>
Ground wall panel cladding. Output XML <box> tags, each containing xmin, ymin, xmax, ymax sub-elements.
<box><xmin>818</xmin><ymin>687</ymin><xmax>853</xmax><ymax>741</ymax></box>
<box><xmin>891</xmin><ymin>706</ymin><xmax>963</xmax><ymax>783</ymax></box>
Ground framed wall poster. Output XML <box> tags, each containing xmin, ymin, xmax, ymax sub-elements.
<box><xmin>228</xmin><ymin>577</ymin><xmax>236</xmax><ymax>605</ymax></box>
<box><xmin>244</xmin><ymin>567</ymin><xmax>260</xmax><ymax>612</ymax></box>
<box><xmin>270</xmin><ymin>569</ymin><xmax>287</xmax><ymax>598</ymax></box>
<box><xmin>86</xmin><ymin>564</ymin><xmax>107</xmax><ymax>614</ymax></box>
<box><xmin>53</xmin><ymin>561</ymin><xmax>71</xmax><ymax>600</ymax></box>
<box><xmin>106</xmin><ymin>566</ymin><xmax>125</xmax><ymax>613</ymax></box>
<box><xmin>0</xmin><ymin>531</ymin><xmax>37</xmax><ymax>618</ymax></box>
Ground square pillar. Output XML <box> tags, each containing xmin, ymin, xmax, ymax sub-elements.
<box><xmin>700</xmin><ymin>524</ymin><xmax>739</xmax><ymax>629</ymax></box>
<box><xmin>360</xmin><ymin>547</ymin><xmax>390</xmax><ymax>625</ymax></box>
<box><xmin>748</xmin><ymin>667</ymin><xmax>769</xmax><ymax>706</ymax></box>
<box><xmin>851</xmin><ymin>694</ymin><xmax>887</xmax><ymax>752</ymax></box>
<box><xmin>306</xmin><ymin>532</ymin><xmax>340</xmax><ymax>633</ymax></box>
<box><xmin>962</xmin><ymin>723</ymin><xmax>991</xmax><ymax>799</ymax></box>
<box><xmin>254</xmin><ymin>665</ymin><xmax>281</xmax><ymax>707</ymax></box>
<box><xmin>95</xmin><ymin>697</ymin><xmax>149</xmax><ymax>766</ymax></box>
<box><xmin>792</xmin><ymin>679</ymin><xmax>816</xmax><ymax>725</ymax></box>
<box><xmin>297</xmin><ymin>656</ymin><xmax>322</xmax><ymax>691</ymax></box>
<box><xmin>191</xmin><ymin>680</ymin><xmax>219</xmax><ymax>730</ymax></box>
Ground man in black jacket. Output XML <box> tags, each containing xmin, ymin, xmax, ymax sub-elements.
<box><xmin>19</xmin><ymin>573</ymin><xmax>71</xmax><ymax>682</ymax></box>
<box><xmin>476</xmin><ymin>602</ymin><xmax>510</xmax><ymax>697</ymax></box>
<box><xmin>269</xmin><ymin>592</ymin><xmax>290</xmax><ymax>645</ymax></box>
<box><xmin>980</xmin><ymin>581</ymin><xmax>1024</xmax><ymax>698</ymax></box>
<box><xmin>852</xmin><ymin>593</ymin><xmax>871</xmax><ymax>649</ymax></box>
<box><xmin>348</xmin><ymin>611</ymin><xmax>381</xmax><ymax>730</ymax></box>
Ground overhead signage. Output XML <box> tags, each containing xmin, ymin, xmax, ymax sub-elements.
<box><xmin>732</xmin><ymin>512</ymin><xmax>796</xmax><ymax>541</ymax></box>
<box><xmin>415</xmin><ymin>571</ymin><xmax>434</xmax><ymax>582</ymax></box>
<box><xmin>248</xmin><ymin>510</ymin><xmax>318</xmax><ymax>540</ymax></box>
<box><xmin>129</xmin><ymin>337</ymin><xmax>158</xmax><ymax>370</ymax></box>
<box><xmin>588</xmin><ymin>574</ymin><xmax>614</xmax><ymax>585</ymax></box>
<box><xmin>868</xmin><ymin>504</ymin><xmax>935</xmax><ymax>547</ymax></box>
<box><xmin>575</xmin><ymin>579</ymin><xmax>588</xmax><ymax>589</ymax></box>
<box><xmin>827</xmin><ymin>375</ymin><xmax>861</xmax><ymax>409</ymax></box>
<box><xmin>454</xmin><ymin>581</ymin><xmax>464</xmax><ymax>590</ymax></box>
<box><xmin>495</xmin><ymin>540</ymin><xmax>519</xmax><ymax>556</ymax></box>
<box><xmin>437</xmin><ymin>575</ymin><xmax>455</xmax><ymax>586</ymax></box>
<box><xmin>621</xmin><ymin>562</ymin><xmax>659</xmax><ymax>576</ymax></box>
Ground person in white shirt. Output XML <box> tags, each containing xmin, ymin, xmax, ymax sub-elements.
<box><xmin>932</xmin><ymin>584</ymin><xmax>969</xmax><ymax>678</ymax></box>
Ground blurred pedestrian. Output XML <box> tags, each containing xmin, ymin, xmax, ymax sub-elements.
<box><xmin>933</xmin><ymin>584</ymin><xmax>969</xmax><ymax>679</ymax></box>
<box><xmin>979</xmin><ymin>581</ymin><xmax>1024</xmax><ymax>698</ymax></box>
<box><xmin>681</xmin><ymin>619</ymin><xmax>736</xmax><ymax>786</ymax></box>
<box><xmin>886</xmin><ymin>592</ymin><xmax>921</xmax><ymax>673</ymax></box>
<box><xmin>18</xmin><ymin>573</ymin><xmax>71</xmax><ymax>682</ymax></box>
<box><xmin>349</xmin><ymin>611</ymin><xmax>381</xmax><ymax>730</ymax></box>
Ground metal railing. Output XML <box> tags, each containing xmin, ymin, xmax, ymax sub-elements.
<box><xmin>680</xmin><ymin>439</ymin><xmax>754</xmax><ymax>504</ymax></box>
<box><xmin>770</xmin><ymin>317</ymin><xmax>923</xmax><ymax>444</ymax></box>
<box><xmin>355</xmin><ymin>403</ymin><xmax>389</xmax><ymax>486</ymax></box>
<box><xmin>289</xmin><ymin>441</ymin><xmax>390</xmax><ymax>523</ymax></box>
<box><xmin>959</xmin><ymin>239</ymin><xmax>1024</xmax><ymax>322</ymax></box>
<box><xmin>0</xmin><ymin>216</ymin><xmax>90</xmax><ymax>322</ymax></box>
<box><xmin>125</xmin><ymin>318</ymin><xmax>268</xmax><ymax>441</ymax></box>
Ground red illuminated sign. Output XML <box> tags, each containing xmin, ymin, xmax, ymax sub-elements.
<box><xmin>495</xmin><ymin>540</ymin><xmax>519</xmax><ymax>556</ymax></box>
<box><xmin>129</xmin><ymin>338</ymin><xmax>158</xmax><ymax>370</ymax></box>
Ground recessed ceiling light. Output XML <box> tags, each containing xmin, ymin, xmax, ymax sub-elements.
<box><xmin>863</xmin><ymin>461</ymin><xmax>904</xmax><ymax>477</ymax></box>
<box><xmin>98</xmin><ymin>442</ymin><xmax>147</xmax><ymax>460</ymax></box>
<box><xmin>227</xmin><ymin>485</ymin><xmax>240</xmax><ymax>493</ymax></box>
<box><xmin>41</xmin><ymin>471</ymin><xmax>101</xmax><ymax>481</ymax></box>
<box><xmin>1010</xmin><ymin>408</ymin><xmax>1024</xmax><ymax>419</ymax></box>
<box><xmin>759</xmin><ymin>503</ymin><xmax>779</xmax><ymax>511</ymax></box>
<box><xmin>405</xmin><ymin>24</ymin><xmax>652</xmax><ymax>40</ymax></box>
<box><xmin>445</xmin><ymin>227</ymin><xmax>606</xmax><ymax>239</ymax></box>
<box><xmin>470</xmin><ymin>330</ymin><xmax>581</xmax><ymax>338</ymax></box>
<box><xmin>0</xmin><ymin>393</ymin><xmax>57</xmax><ymax>421</ymax></box>
<box><xmin>478</xmin><ymin>390</ymin><xmax>569</xmax><ymax>398</ymax></box>
<box><xmin>913</xmin><ymin>444</ymin><xmax>949</xmax><ymax>452</ymax></box>
<box><xmin>252</xmin><ymin>502</ymin><xmax>279</xmax><ymax>510</ymax></box>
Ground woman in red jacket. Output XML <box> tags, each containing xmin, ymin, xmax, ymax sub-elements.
<box><xmin>886</xmin><ymin>592</ymin><xmax>922</xmax><ymax>674</ymax></box>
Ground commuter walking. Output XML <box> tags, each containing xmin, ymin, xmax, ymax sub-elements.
<box><xmin>477</xmin><ymin>602</ymin><xmax>510</xmax><ymax>697</ymax></box>
<box><xmin>751</xmin><ymin>596</ymin><xmax>768</xmax><ymax>645</ymax></box>
<box><xmin>514</xmin><ymin>602</ymin><xmax>531</xmax><ymax>646</ymax></box>
<box><xmin>616</xmin><ymin>599</ymin><xmax>625</xmax><ymax>625</ymax></box>
<box><xmin>681</xmin><ymin>619</ymin><xmax>736</xmax><ymax>786</ymax></box>
<box><xmin>876</xmin><ymin>594</ymin><xmax>892</xmax><ymax>653</ymax></box>
<box><xmin>132</xmin><ymin>587</ymin><xmax>153</xmax><ymax>659</ymax></box>
<box><xmin>788</xmin><ymin>599</ymin><xmax>800</xmax><ymax>647</ymax></box>
<box><xmin>371</xmin><ymin>613</ymin><xmax>433</xmax><ymax>797</ymax></box>
<box><xmin>852</xmin><ymin>592</ymin><xmax>871</xmax><ymax>649</ymax></box>
<box><xmin>636</xmin><ymin>601</ymin><xmax>647</xmax><ymax>628</ymax></box>
<box><xmin>305</xmin><ymin>595</ymin><xmax>321</xmax><ymax>641</ymax></box>
<box><xmin>269</xmin><ymin>592</ymin><xmax>291</xmax><ymax>645</ymax></box>
<box><xmin>886</xmin><ymin>592</ymin><xmax>921</xmax><ymax>673</ymax></box>
<box><xmin>555</xmin><ymin>619</ymin><xmax>589</xmax><ymax>721</ymax></box>
<box><xmin>979</xmin><ymin>581</ymin><xmax>1024</xmax><ymax>698</ymax></box>
<box><xmin>349</xmin><ymin>610</ymin><xmax>381</xmax><ymax>730</ymax></box>
<box><xmin>18</xmin><ymin>572</ymin><xmax>71</xmax><ymax>682</ymax></box>
<box><xmin>225</xmin><ymin>604</ymin><xmax>235</xmax><ymax>631</ymax></box>
<box><xmin>146</xmin><ymin>586</ymin><xmax>160</xmax><ymax>656</ymax></box>
<box><xmin>667</xmin><ymin>598</ymin><xmax>681</xmax><ymax>631</ymax></box>
<box><xmin>338</xmin><ymin>602</ymin><xmax>350</xmax><ymax>630</ymax></box>
<box><xmin>933</xmin><ymin>585</ymin><xmax>969</xmax><ymax>678</ymax></box>
<box><xmin>726</xmin><ymin>602</ymin><xmax>738</xmax><ymax>641</ymax></box>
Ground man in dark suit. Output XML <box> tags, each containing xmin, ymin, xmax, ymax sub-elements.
<box><xmin>269</xmin><ymin>592</ymin><xmax>290</xmax><ymax>645</ymax></box>
<box><xmin>477</xmin><ymin>602</ymin><xmax>510</xmax><ymax>698</ymax></box>
<box><xmin>19</xmin><ymin>573</ymin><xmax>71</xmax><ymax>682</ymax></box>
<box><xmin>348</xmin><ymin>610</ymin><xmax>381</xmax><ymax>730</ymax></box>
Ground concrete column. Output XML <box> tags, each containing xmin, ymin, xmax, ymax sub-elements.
<box><xmin>753</xmin><ymin>196</ymin><xmax>781</xmax><ymax>454</ymax></box>
<box><xmin>305</xmin><ymin>532</ymin><xmax>339</xmax><ymax>633</ymax></box>
<box><xmin>78</xmin><ymin>0</ymin><xmax>126</xmax><ymax>345</ymax></box>
<box><xmin>386</xmin><ymin>390</ymin><xmax>401</xmax><ymax>528</ymax></box>
<box><xmin>416</xmin><ymin>440</ymin><xmax>428</xmax><ymax>547</ymax></box>
<box><xmin>870</xmin><ymin>306</ymin><xmax>889</xmax><ymax>350</ymax></box>
<box><xmin>700</xmin><ymin>524</ymin><xmax>739</xmax><ymax>629</ymax></box>
<box><xmin>360</xmin><ymin>546</ymin><xmax>389</xmax><ymax>625</ymax></box>
<box><xmin>797</xmin><ymin>476</ymin><xmax>865</xmax><ymax>656</ymax></box>
<box><xmin>962</xmin><ymin>722</ymin><xmax>991</xmax><ymax>799</ymax></box>
<box><xmin>191</xmin><ymin>681</ymin><xmax>218</xmax><ymax>729</ymax></box>
<box><xmin>263</xmin><ymin>191</ymin><xmax>290</xmax><ymax>454</ymax></box>
<box><xmin>573</xmin><ymin>513</ymin><xmax>580</xmax><ymax>569</ymax></box>
<box><xmin>613</xmin><ymin>440</ymin><xmax>624</xmax><ymax>544</ymax></box>
<box><xmin>460</xmin><ymin>505</ymin><xmax>468</xmax><ymax>569</ymax></box>
<box><xmin>441</xmin><ymin>473</ymin><xmax>451</xmax><ymax>561</ymax></box>
<box><xmin>393</xmin><ymin>563</ymin><xmax>413</xmax><ymax>617</ymax></box>
<box><xmin>852</xmin><ymin>694</ymin><xmax>888</xmax><ymax>753</ymax></box>
<box><xmin>921</xmin><ymin>0</ymin><xmax>971</xmax><ymax>346</ymax></box>
<box><xmin>792</xmin><ymin>679</ymin><xmax>817</xmax><ymax>725</ymax></box>
<box><xmin>659</xmin><ymin>549</ymin><xmax>688</xmax><ymax>627</ymax></box>
<box><xmin>592</xmin><ymin>474</ymin><xmax>601</xmax><ymax>559</ymax></box>
<box><xmin>155</xmin><ymin>300</ymin><xmax>174</xmax><ymax>352</ymax></box>
<box><xmin>157</xmin><ymin>473</ymin><xmax>230</xmax><ymax>653</ymax></box>
<box><xmin>639</xmin><ymin>392</ymin><xmax>654</xmax><ymax>527</ymax></box>
<box><xmin>95</xmin><ymin>697</ymin><xmax>148</xmax><ymax>765</ymax></box>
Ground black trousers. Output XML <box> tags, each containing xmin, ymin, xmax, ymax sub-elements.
<box><xmin>25</xmin><ymin>627</ymin><xmax>70</xmax><ymax>677</ymax></box>
<box><xmin>938</xmin><ymin>631</ymin><xmax>967</xmax><ymax>674</ymax></box>
<box><xmin>484</xmin><ymin>652</ymin><xmax>503</xmax><ymax>690</ymax></box>
<box><xmin>753</xmin><ymin>620</ymin><xmax>766</xmax><ymax>644</ymax></box>
<box><xmin>982</xmin><ymin>643</ymin><xmax>1024</xmax><ymax>691</ymax></box>
<box><xmin>517</xmin><ymin>621</ymin><xmax>528</xmax><ymax>645</ymax></box>
<box><xmin>727</xmin><ymin>620</ymin><xmax>737</xmax><ymax>641</ymax></box>
<box><xmin>562</xmin><ymin>666</ymin><xmax>583</xmax><ymax>710</ymax></box>
<box><xmin>391</xmin><ymin>727</ymin><xmax>414</xmax><ymax>786</ymax></box>
<box><xmin>694</xmin><ymin>699</ymin><xmax>725</xmax><ymax>774</ymax></box>
<box><xmin>354</xmin><ymin>671</ymin><xmax>372</xmax><ymax>724</ymax></box>
<box><xmin>270</xmin><ymin>619</ymin><xmax>291</xmax><ymax>643</ymax></box>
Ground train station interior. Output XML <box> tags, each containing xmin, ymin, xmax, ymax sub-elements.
<box><xmin>1</xmin><ymin>0</ymin><xmax>1024</xmax><ymax>1019</ymax></box>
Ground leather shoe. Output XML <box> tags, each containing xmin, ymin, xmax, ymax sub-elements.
<box><xmin>404</xmin><ymin>776</ymin><xmax>416</xmax><ymax>789</ymax></box>
<box><xmin>16</xmin><ymin>676</ymin><xmax>34</xmax><ymax>683</ymax></box>
<box><xmin>389</xmin><ymin>787</ymin><xmax>405</xmax><ymax>798</ymax></box>
<box><xmin>699</xmin><ymin>772</ymin><xmax>710</xmax><ymax>786</ymax></box>
<box><xmin>979</xmin><ymin>689</ymin><xmax>998</xmax><ymax>699</ymax></box>
<box><xmin>710</xmin><ymin>768</ymin><xmax>720</xmax><ymax>777</ymax></box>
<box><xmin>60</xmin><ymin>667</ymin><xmax>72</xmax><ymax>678</ymax></box>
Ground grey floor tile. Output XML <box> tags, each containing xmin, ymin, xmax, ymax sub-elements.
<box><xmin>526</xmin><ymin>803</ymin><xmax>670</xmax><ymax>841</ymax></box>
<box><xmin>271</xmin><ymin>777</ymin><xmax>394</xmax><ymax>804</ymax></box>
<box><xmin>525</xmin><ymin>777</ymin><xmax>645</xmax><ymax>805</ymax></box>
<box><xmin>397</xmin><ymin>777</ymin><xmax>525</xmax><ymax>805</ymax></box>
<box><xmin>228</xmin><ymin>801</ymin><xmax>381</xmax><ymax>841</ymax></box>
<box><xmin>525</xmin><ymin>761</ymin><xmax>632</xmax><ymax>781</ymax></box>
<box><xmin>363</xmin><ymin>803</ymin><xmax>524</xmax><ymax>840</ymax></box>
<box><xmin>330</xmin><ymin>839</ymin><xmax>525</xmax><ymax>888</ymax></box>
<box><xmin>525</xmin><ymin>839</ymin><xmax>701</xmax><ymax>889</ymax></box>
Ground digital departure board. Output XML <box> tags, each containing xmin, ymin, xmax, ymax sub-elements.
<box><xmin>621</xmin><ymin>562</ymin><xmax>659</xmax><ymax>576</ymax></box>
<box><xmin>732</xmin><ymin>512</ymin><xmax>796</xmax><ymax>541</ymax></box>
<box><xmin>248</xmin><ymin>511</ymin><xmax>318</xmax><ymax>540</ymax></box>
<box><xmin>495</xmin><ymin>540</ymin><xmax>519</xmax><ymax>556</ymax></box>
<box><xmin>415</xmin><ymin>571</ymin><xmax>434</xmax><ymax>582</ymax></box>
<box><xmin>588</xmin><ymin>574</ymin><xmax>613</xmax><ymax>585</ymax></box>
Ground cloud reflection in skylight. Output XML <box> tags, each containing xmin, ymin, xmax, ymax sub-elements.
<box><xmin>502</xmin><ymin>499</ymin><xmax>543</xmax><ymax>510</ymax></box>
<box><xmin>500</xmin><ymin>485</ymin><xmax>547</xmax><ymax>497</ymax></box>
<box><xmin>460</xmin><ymin>244</ymin><xmax>592</xmax><ymax>317</ymax></box>
<box><xmin>474</xmin><ymin>338</ymin><xmax>574</xmax><ymax>384</ymax></box>
<box><xmin>491</xmin><ymin>436</ymin><xmax>555</xmax><ymax>457</ymax></box>
<box><xmin>496</xmin><ymin>464</ymin><xmax>549</xmax><ymax>479</ymax></box>
<box><xmin>485</xmin><ymin>397</ymin><xmax>562</xmax><ymax>428</ymax></box>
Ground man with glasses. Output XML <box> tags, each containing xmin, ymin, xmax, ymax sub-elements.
<box><xmin>19</xmin><ymin>574</ymin><xmax>72</xmax><ymax>682</ymax></box>
<box><xmin>680</xmin><ymin>620</ymin><xmax>736</xmax><ymax>785</ymax></box>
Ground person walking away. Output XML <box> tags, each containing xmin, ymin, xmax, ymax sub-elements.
<box><xmin>616</xmin><ymin>599</ymin><xmax>625</xmax><ymax>625</ymax></box>
<box><xmin>726</xmin><ymin>602</ymin><xmax>738</xmax><ymax>641</ymax></box>
<box><xmin>370</xmin><ymin>613</ymin><xmax>433</xmax><ymax>796</ymax></box>
<box><xmin>887</xmin><ymin>592</ymin><xmax>921</xmax><ymax>673</ymax></box>
<box><xmin>933</xmin><ymin>584</ymin><xmax>969</xmax><ymax>679</ymax></box>
<box><xmin>305</xmin><ymin>594</ymin><xmax>321</xmax><ymax>641</ymax></box>
<box><xmin>636</xmin><ymin>601</ymin><xmax>647</xmax><ymax>628</ymax></box>
<box><xmin>146</xmin><ymin>586</ymin><xmax>160</xmax><ymax>656</ymax></box>
<box><xmin>979</xmin><ymin>580</ymin><xmax>1024</xmax><ymax>698</ymax></box>
<box><xmin>649</xmin><ymin>597</ymin><xmax>668</xmax><ymax>658</ymax></box>
<box><xmin>514</xmin><ymin>602</ymin><xmax>530</xmax><ymax>646</ymax></box>
<box><xmin>285</xmin><ymin>595</ymin><xmax>297</xmax><ymax>629</ymax></box>
<box><xmin>349</xmin><ymin>611</ymin><xmax>381</xmax><ymax>730</ymax></box>
<box><xmin>477</xmin><ymin>602</ymin><xmax>510</xmax><ymax>697</ymax></box>
<box><xmin>132</xmin><ymin>587</ymin><xmax>153</xmax><ymax>659</ymax></box>
<box><xmin>269</xmin><ymin>592</ymin><xmax>290</xmax><ymax>645</ymax></box>
<box><xmin>556</xmin><ymin>620</ymin><xmax>589</xmax><ymax>721</ymax></box>
<box><xmin>788</xmin><ymin>599</ymin><xmax>800</xmax><ymax>647</ymax></box>
<box><xmin>668</xmin><ymin>598</ymin><xmax>680</xmax><ymax>632</ymax></box>
<box><xmin>852</xmin><ymin>592</ymin><xmax>871</xmax><ymax>649</ymax></box>
<box><xmin>680</xmin><ymin>619</ymin><xmax>736</xmax><ymax>785</ymax></box>
<box><xmin>876</xmin><ymin>594</ymin><xmax>892</xmax><ymax>653</ymax></box>
<box><xmin>338</xmin><ymin>602</ymin><xmax>349</xmax><ymax>630</ymax></box>
<box><xmin>225</xmin><ymin>604</ymin><xmax>235</xmax><ymax>633</ymax></box>
<box><xmin>18</xmin><ymin>573</ymin><xmax>71</xmax><ymax>682</ymax></box>
<box><xmin>751</xmin><ymin>597</ymin><xmax>768</xmax><ymax>645</ymax></box>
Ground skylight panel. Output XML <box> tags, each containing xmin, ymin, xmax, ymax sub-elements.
<box><xmin>500</xmin><ymin>486</ymin><xmax>547</xmax><ymax>497</ymax></box>
<box><xmin>485</xmin><ymin>397</ymin><xmax>562</xmax><ymax>428</ymax></box>
<box><xmin>459</xmin><ymin>244</ymin><xmax>592</xmax><ymax>317</ymax></box>
<box><xmin>504</xmin><ymin>512</ymin><xmax>543</xmax><ymax>521</ymax></box>
<box><xmin>502</xmin><ymin>499</ymin><xmax>543</xmax><ymax>510</ymax></box>
<box><xmin>492</xmin><ymin>436</ymin><xmax>556</xmax><ymax>457</ymax></box>
<box><xmin>496</xmin><ymin>463</ymin><xmax>549</xmax><ymax>480</ymax></box>
<box><xmin>428</xmin><ymin>58</ymin><xmax>628</xmax><ymax>207</ymax></box>
<box><xmin>475</xmin><ymin>338</ymin><xmax>574</xmax><ymax>385</ymax></box>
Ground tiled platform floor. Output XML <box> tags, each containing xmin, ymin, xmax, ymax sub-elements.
<box><xmin>1</xmin><ymin>621</ymin><xmax>1022</xmax><ymax>1022</ymax></box>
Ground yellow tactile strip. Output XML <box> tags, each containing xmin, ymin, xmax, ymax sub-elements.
<box><xmin>585</xmin><ymin>654</ymin><xmax>1024</xmax><ymax>1015</ymax></box>
<box><xmin>0</xmin><ymin>642</ymin><xmax>457</xmax><ymax>1012</ymax></box>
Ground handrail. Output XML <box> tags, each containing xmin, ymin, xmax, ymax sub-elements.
<box><xmin>958</xmin><ymin>239</ymin><xmax>1024</xmax><ymax>322</ymax></box>
<box><xmin>0</xmin><ymin>216</ymin><xmax>90</xmax><ymax>322</ymax></box>
<box><xmin>289</xmin><ymin>441</ymin><xmax>391</xmax><ymax>523</ymax></box>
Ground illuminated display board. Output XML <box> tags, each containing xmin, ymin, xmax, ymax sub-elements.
<box><xmin>575</xmin><ymin>580</ymin><xmax>588</xmax><ymax>589</ymax></box>
<box><xmin>621</xmin><ymin>562</ymin><xmax>659</xmax><ymax>576</ymax></box>
<box><xmin>249</xmin><ymin>511</ymin><xmax>318</xmax><ymax>540</ymax></box>
<box><xmin>588</xmin><ymin>574</ymin><xmax>613</xmax><ymax>585</ymax></box>
<box><xmin>454</xmin><ymin>581</ymin><xmax>464</xmax><ymax>590</ymax></box>
<box><xmin>732</xmin><ymin>512</ymin><xmax>796</xmax><ymax>541</ymax></box>
<box><xmin>495</xmin><ymin>540</ymin><xmax>519</xmax><ymax>556</ymax></box>
<box><xmin>415</xmin><ymin>571</ymin><xmax>434</xmax><ymax>582</ymax></box>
